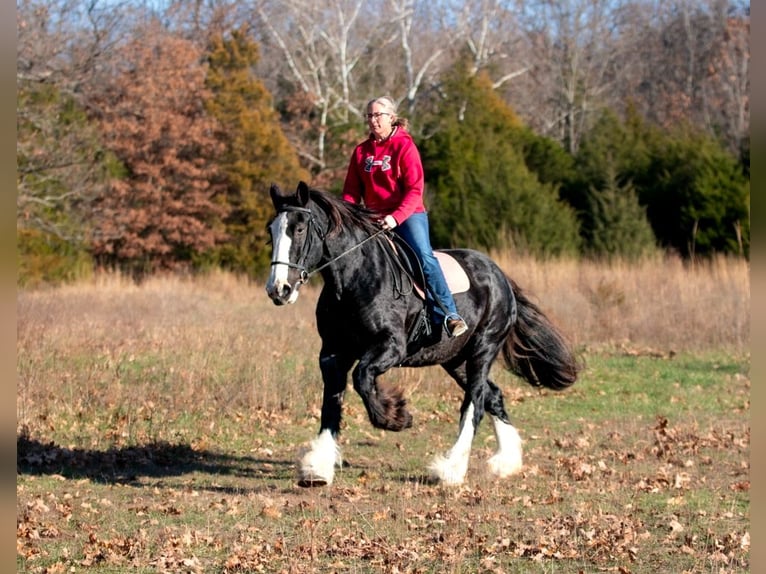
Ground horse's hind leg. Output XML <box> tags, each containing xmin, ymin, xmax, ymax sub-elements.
<box><xmin>298</xmin><ymin>352</ymin><xmax>352</xmax><ymax>487</ymax></box>
<box><xmin>432</xmin><ymin>364</ymin><xmax>522</xmax><ymax>482</ymax></box>
<box><xmin>429</xmin><ymin>391</ymin><xmax>479</xmax><ymax>485</ymax></box>
<box><xmin>484</xmin><ymin>381</ymin><xmax>523</xmax><ymax>478</ymax></box>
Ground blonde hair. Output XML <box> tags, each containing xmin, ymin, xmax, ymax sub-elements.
<box><xmin>367</xmin><ymin>96</ymin><xmax>409</xmax><ymax>130</ymax></box>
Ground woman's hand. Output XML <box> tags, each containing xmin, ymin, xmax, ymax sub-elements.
<box><xmin>379</xmin><ymin>215</ymin><xmax>398</xmax><ymax>230</ymax></box>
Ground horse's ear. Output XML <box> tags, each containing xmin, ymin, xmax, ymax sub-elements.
<box><xmin>296</xmin><ymin>181</ymin><xmax>310</xmax><ymax>207</ymax></box>
<box><xmin>269</xmin><ymin>183</ymin><xmax>282</xmax><ymax>205</ymax></box>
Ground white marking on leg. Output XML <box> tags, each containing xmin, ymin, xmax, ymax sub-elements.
<box><xmin>429</xmin><ymin>403</ymin><xmax>475</xmax><ymax>485</ymax></box>
<box><xmin>298</xmin><ymin>429</ymin><xmax>341</xmax><ymax>486</ymax></box>
<box><xmin>486</xmin><ymin>416</ymin><xmax>523</xmax><ymax>478</ymax></box>
<box><xmin>266</xmin><ymin>214</ymin><xmax>299</xmax><ymax>303</ymax></box>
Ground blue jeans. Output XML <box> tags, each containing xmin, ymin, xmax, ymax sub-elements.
<box><xmin>394</xmin><ymin>212</ymin><xmax>460</xmax><ymax>326</ymax></box>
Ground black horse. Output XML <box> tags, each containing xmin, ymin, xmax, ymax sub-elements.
<box><xmin>266</xmin><ymin>181</ymin><xmax>578</xmax><ymax>486</ymax></box>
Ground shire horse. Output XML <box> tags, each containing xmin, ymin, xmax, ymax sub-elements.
<box><xmin>266</xmin><ymin>181</ymin><xmax>578</xmax><ymax>486</ymax></box>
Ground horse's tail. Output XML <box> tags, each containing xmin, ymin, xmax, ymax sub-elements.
<box><xmin>502</xmin><ymin>277</ymin><xmax>579</xmax><ymax>390</ymax></box>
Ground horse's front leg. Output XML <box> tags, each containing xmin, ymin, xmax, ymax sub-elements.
<box><xmin>298</xmin><ymin>351</ymin><xmax>352</xmax><ymax>487</ymax></box>
<box><xmin>352</xmin><ymin>339</ymin><xmax>413</xmax><ymax>432</ymax></box>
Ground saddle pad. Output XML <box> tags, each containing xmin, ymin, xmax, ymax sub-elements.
<box><xmin>435</xmin><ymin>251</ymin><xmax>470</xmax><ymax>294</ymax></box>
<box><xmin>385</xmin><ymin>235</ymin><xmax>470</xmax><ymax>297</ymax></box>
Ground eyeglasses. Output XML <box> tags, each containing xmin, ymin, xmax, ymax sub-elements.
<box><xmin>365</xmin><ymin>112</ymin><xmax>390</xmax><ymax>121</ymax></box>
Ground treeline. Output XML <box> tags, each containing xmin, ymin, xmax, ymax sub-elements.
<box><xmin>16</xmin><ymin>0</ymin><xmax>749</xmax><ymax>285</ymax></box>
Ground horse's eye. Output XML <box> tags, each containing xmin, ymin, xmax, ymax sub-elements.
<box><xmin>294</xmin><ymin>223</ymin><xmax>307</xmax><ymax>235</ymax></box>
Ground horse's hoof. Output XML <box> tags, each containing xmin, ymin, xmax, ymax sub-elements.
<box><xmin>386</xmin><ymin>410</ymin><xmax>413</xmax><ymax>431</ymax></box>
<box><xmin>297</xmin><ymin>476</ymin><xmax>329</xmax><ymax>488</ymax></box>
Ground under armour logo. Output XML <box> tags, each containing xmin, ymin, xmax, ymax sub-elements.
<box><xmin>364</xmin><ymin>155</ymin><xmax>392</xmax><ymax>172</ymax></box>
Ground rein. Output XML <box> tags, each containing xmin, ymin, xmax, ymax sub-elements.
<box><xmin>271</xmin><ymin>205</ymin><xmax>387</xmax><ymax>288</ymax></box>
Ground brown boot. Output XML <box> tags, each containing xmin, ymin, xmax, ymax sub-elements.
<box><xmin>446</xmin><ymin>316</ymin><xmax>468</xmax><ymax>338</ymax></box>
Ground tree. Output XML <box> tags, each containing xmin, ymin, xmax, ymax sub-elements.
<box><xmin>16</xmin><ymin>83</ymin><xmax>117</xmax><ymax>284</ymax></box>
<box><xmin>704</xmin><ymin>12</ymin><xmax>749</xmax><ymax>158</ymax></box>
<box><xmin>17</xmin><ymin>0</ymin><xmax>129</xmax><ymax>283</ymax></box>
<box><xmin>515</xmin><ymin>127</ymin><xmax>576</xmax><ymax>188</ymax></box>
<box><xmin>254</xmin><ymin>0</ymin><xmax>375</xmax><ymax>178</ymax></box>
<box><xmin>562</xmin><ymin>107</ymin><xmax>651</xmax><ymax>243</ymax></box>
<box><xmin>419</xmin><ymin>62</ymin><xmax>580</xmax><ymax>256</ymax></box>
<box><xmin>388</xmin><ymin>0</ymin><xmax>456</xmax><ymax>110</ymax></box>
<box><xmin>515</xmin><ymin>0</ymin><xmax>631</xmax><ymax>153</ymax></box>
<box><xmin>638</xmin><ymin>126</ymin><xmax>749</xmax><ymax>258</ymax></box>
<box><xmin>204</xmin><ymin>29</ymin><xmax>309</xmax><ymax>276</ymax></box>
<box><xmin>254</xmin><ymin>0</ymin><xmax>471</xmax><ymax>184</ymax></box>
<box><xmin>587</xmin><ymin>165</ymin><xmax>657</xmax><ymax>261</ymax></box>
<box><xmin>564</xmin><ymin>106</ymin><xmax>748</xmax><ymax>259</ymax></box>
<box><xmin>623</xmin><ymin>0</ymin><xmax>749</xmax><ymax>157</ymax></box>
<box><xmin>17</xmin><ymin>83</ymin><xmax>106</xmax><ymax>246</ymax></box>
<box><xmin>15</xmin><ymin>0</ymin><xmax>751</xmax><ymax>284</ymax></box>
<box><xmin>89</xmin><ymin>24</ymin><xmax>226</xmax><ymax>277</ymax></box>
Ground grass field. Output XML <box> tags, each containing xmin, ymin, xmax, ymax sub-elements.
<box><xmin>17</xmin><ymin>256</ymin><xmax>750</xmax><ymax>573</ymax></box>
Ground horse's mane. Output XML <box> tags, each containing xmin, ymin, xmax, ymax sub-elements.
<box><xmin>309</xmin><ymin>187</ymin><xmax>381</xmax><ymax>237</ymax></box>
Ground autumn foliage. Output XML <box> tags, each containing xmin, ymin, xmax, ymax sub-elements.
<box><xmin>15</xmin><ymin>1</ymin><xmax>749</xmax><ymax>284</ymax></box>
<box><xmin>89</xmin><ymin>26</ymin><xmax>226</xmax><ymax>276</ymax></box>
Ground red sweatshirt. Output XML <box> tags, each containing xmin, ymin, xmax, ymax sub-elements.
<box><xmin>341</xmin><ymin>127</ymin><xmax>425</xmax><ymax>225</ymax></box>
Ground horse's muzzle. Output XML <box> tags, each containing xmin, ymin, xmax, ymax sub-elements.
<box><xmin>265</xmin><ymin>281</ymin><xmax>299</xmax><ymax>305</ymax></box>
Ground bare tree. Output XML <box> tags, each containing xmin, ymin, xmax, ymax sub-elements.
<box><xmin>386</xmin><ymin>0</ymin><xmax>456</xmax><ymax>115</ymax></box>
<box><xmin>253</xmin><ymin>0</ymin><xmax>378</xmax><ymax>174</ymax></box>
<box><xmin>515</xmin><ymin>0</ymin><xmax>632</xmax><ymax>153</ymax></box>
<box><xmin>699</xmin><ymin>3</ymin><xmax>749</xmax><ymax>155</ymax></box>
<box><xmin>17</xmin><ymin>0</ymin><xmax>130</xmax><ymax>242</ymax></box>
<box><xmin>711</xmin><ymin>13</ymin><xmax>748</xmax><ymax>154</ymax></box>
<box><xmin>624</xmin><ymin>0</ymin><xmax>748</xmax><ymax>152</ymax></box>
<box><xmin>160</xmin><ymin>0</ymin><xmax>246</xmax><ymax>45</ymax></box>
<box><xmin>452</xmin><ymin>0</ymin><xmax>530</xmax><ymax>87</ymax></box>
<box><xmin>18</xmin><ymin>0</ymin><xmax>124</xmax><ymax>88</ymax></box>
<box><xmin>253</xmin><ymin>0</ymin><xmax>483</xmax><ymax>176</ymax></box>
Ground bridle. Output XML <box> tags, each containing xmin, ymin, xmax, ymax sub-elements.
<box><xmin>270</xmin><ymin>204</ymin><xmax>386</xmax><ymax>289</ymax></box>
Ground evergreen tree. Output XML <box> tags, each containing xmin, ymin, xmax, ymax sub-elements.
<box><xmin>564</xmin><ymin>105</ymin><xmax>748</xmax><ymax>259</ymax></box>
<box><xmin>587</xmin><ymin>165</ymin><xmax>657</xmax><ymax>261</ymax></box>
<box><xmin>419</xmin><ymin>62</ymin><xmax>580</xmax><ymax>256</ymax></box>
<box><xmin>515</xmin><ymin>128</ymin><xmax>576</xmax><ymax>188</ymax></box>
<box><xmin>638</xmin><ymin>126</ymin><xmax>750</xmax><ymax>258</ymax></box>
<box><xmin>204</xmin><ymin>29</ymin><xmax>309</xmax><ymax>277</ymax></box>
<box><xmin>562</xmin><ymin>107</ymin><xmax>652</xmax><ymax>244</ymax></box>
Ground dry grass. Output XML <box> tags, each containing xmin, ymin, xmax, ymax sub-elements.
<box><xmin>17</xmin><ymin>255</ymin><xmax>749</xmax><ymax>434</ymax></box>
<box><xmin>489</xmin><ymin>252</ymin><xmax>749</xmax><ymax>353</ymax></box>
<box><xmin>16</xmin><ymin>256</ymin><xmax>750</xmax><ymax>573</ymax></box>
<box><xmin>17</xmin><ymin>269</ymin><xmax>322</xmax><ymax>435</ymax></box>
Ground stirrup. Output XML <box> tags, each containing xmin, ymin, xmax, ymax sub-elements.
<box><xmin>445</xmin><ymin>315</ymin><xmax>468</xmax><ymax>338</ymax></box>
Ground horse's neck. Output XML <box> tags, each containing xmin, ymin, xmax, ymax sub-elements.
<box><xmin>321</xmin><ymin>230</ymin><xmax>388</xmax><ymax>294</ymax></box>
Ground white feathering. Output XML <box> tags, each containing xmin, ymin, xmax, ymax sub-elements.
<box><xmin>298</xmin><ymin>429</ymin><xmax>341</xmax><ymax>486</ymax></box>
<box><xmin>487</xmin><ymin>417</ymin><xmax>523</xmax><ymax>478</ymax></box>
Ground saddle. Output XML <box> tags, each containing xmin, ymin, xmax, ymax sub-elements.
<box><xmin>383</xmin><ymin>234</ymin><xmax>470</xmax><ymax>352</ymax></box>
<box><xmin>385</xmin><ymin>234</ymin><xmax>470</xmax><ymax>298</ymax></box>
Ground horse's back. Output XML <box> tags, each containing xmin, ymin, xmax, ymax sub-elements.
<box><xmin>438</xmin><ymin>248</ymin><xmax>510</xmax><ymax>293</ymax></box>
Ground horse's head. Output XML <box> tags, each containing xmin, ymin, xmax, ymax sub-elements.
<box><xmin>265</xmin><ymin>181</ymin><xmax>326</xmax><ymax>305</ymax></box>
